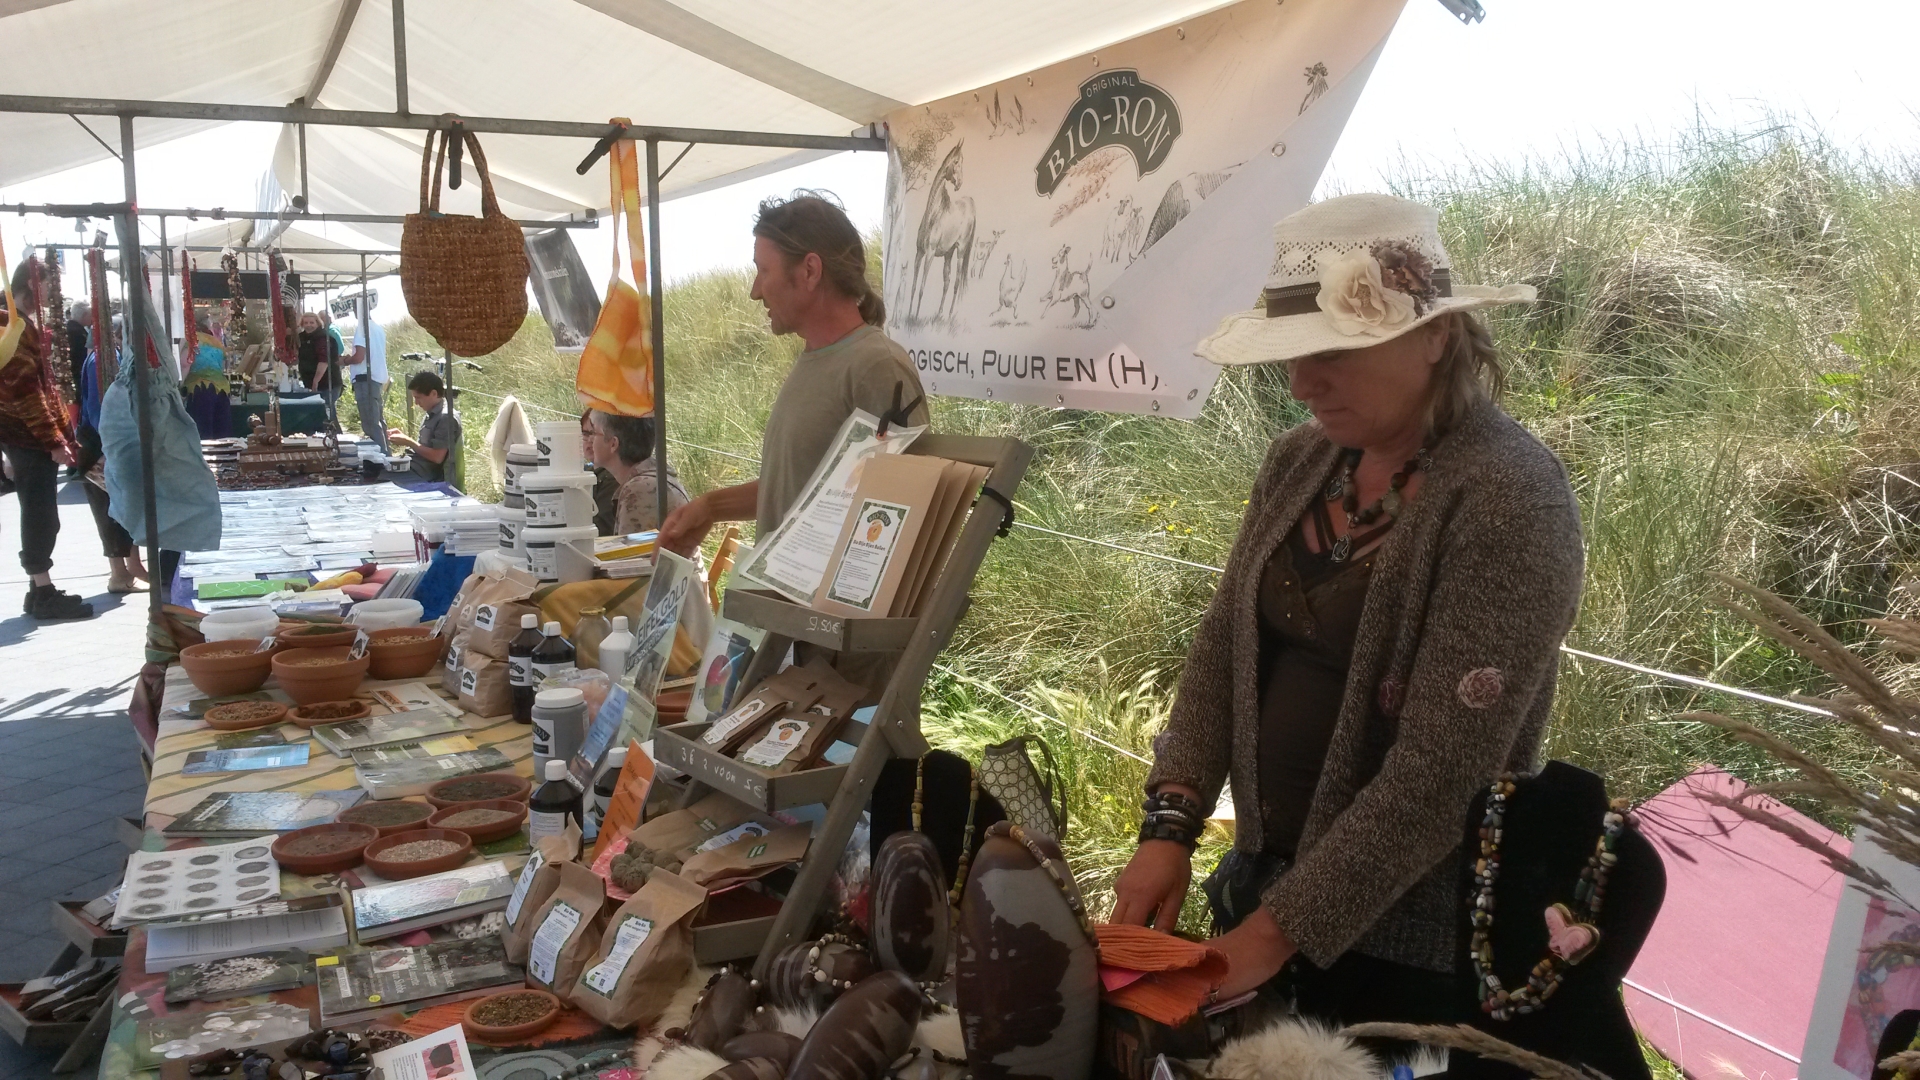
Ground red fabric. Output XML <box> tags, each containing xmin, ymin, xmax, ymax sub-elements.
<box><xmin>1625</xmin><ymin>766</ymin><xmax>1844</xmax><ymax>1080</ymax></box>
<box><xmin>87</xmin><ymin>247</ymin><xmax>112</xmax><ymax>397</ymax></box>
<box><xmin>1093</xmin><ymin>923</ymin><xmax>1228</xmax><ymax>1026</ymax></box>
<box><xmin>269</xmin><ymin>253</ymin><xmax>293</xmax><ymax>367</ymax></box>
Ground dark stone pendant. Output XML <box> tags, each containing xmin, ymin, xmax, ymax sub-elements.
<box><xmin>1324</xmin><ymin>473</ymin><xmax>1346</xmax><ymax>501</ymax></box>
<box><xmin>1329</xmin><ymin>533</ymin><xmax>1351</xmax><ymax>563</ymax></box>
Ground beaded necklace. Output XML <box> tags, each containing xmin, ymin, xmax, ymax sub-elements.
<box><xmin>1469</xmin><ymin>774</ymin><xmax>1628</xmax><ymax>1020</ymax></box>
<box><xmin>1323</xmin><ymin>447</ymin><xmax>1430</xmax><ymax>563</ymax></box>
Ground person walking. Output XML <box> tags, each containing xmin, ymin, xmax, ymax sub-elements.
<box><xmin>1</xmin><ymin>256</ymin><xmax>93</xmax><ymax>619</ymax></box>
<box><xmin>344</xmin><ymin>308</ymin><xmax>388</xmax><ymax>451</ymax></box>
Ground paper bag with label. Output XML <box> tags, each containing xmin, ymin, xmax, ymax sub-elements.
<box><xmin>504</xmin><ymin>824</ymin><xmax>581</xmax><ymax>964</ymax></box>
<box><xmin>815</xmin><ymin>453</ymin><xmax>949</xmax><ymax>618</ymax></box>
<box><xmin>678</xmin><ymin>822</ymin><xmax>811</xmax><ymax>889</ymax></box>
<box><xmin>456</xmin><ymin>567</ymin><xmax>542</xmax><ymax>660</ymax></box>
<box><xmin>627</xmin><ymin>791</ymin><xmax>780</xmax><ymax>871</ymax></box>
<box><xmin>441</xmin><ymin>629</ymin><xmax>471</xmax><ymax>697</ymax></box>
<box><xmin>699</xmin><ymin>664</ymin><xmax>826</xmax><ymax>756</ymax></box>
<box><xmin>567</xmin><ymin>869</ymin><xmax>706</xmax><ymax>1029</ymax></box>
<box><xmin>457</xmin><ymin>651</ymin><xmax>514</xmax><ymax>718</ymax></box>
<box><xmin>522</xmin><ymin>860</ymin><xmax>608</xmax><ymax>993</ymax></box>
<box><xmin>895</xmin><ymin>461</ymin><xmax>989</xmax><ymax>618</ymax></box>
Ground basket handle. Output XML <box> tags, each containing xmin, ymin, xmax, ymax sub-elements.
<box><xmin>418</xmin><ymin>124</ymin><xmax>504</xmax><ymax>219</ymax></box>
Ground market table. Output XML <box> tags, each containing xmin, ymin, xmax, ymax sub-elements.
<box><xmin>230</xmin><ymin>392</ymin><xmax>330</xmax><ymax>436</ymax></box>
<box><xmin>92</xmin><ymin>666</ymin><xmax>641</xmax><ymax>1079</ymax></box>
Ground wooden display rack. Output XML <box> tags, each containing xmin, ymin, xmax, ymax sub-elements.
<box><xmin>653</xmin><ymin>434</ymin><xmax>1031</xmax><ymax>975</ymax></box>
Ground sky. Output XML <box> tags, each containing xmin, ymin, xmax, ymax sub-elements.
<box><xmin>4</xmin><ymin>0</ymin><xmax>1918</xmax><ymax>326</ymax></box>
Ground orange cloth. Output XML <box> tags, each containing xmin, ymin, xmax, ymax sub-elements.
<box><xmin>574</xmin><ymin>122</ymin><xmax>655</xmax><ymax>418</ymax></box>
<box><xmin>1094</xmin><ymin>923</ymin><xmax>1229</xmax><ymax>1026</ymax></box>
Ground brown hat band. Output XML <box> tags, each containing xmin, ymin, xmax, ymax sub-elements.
<box><xmin>1264</xmin><ymin>268</ymin><xmax>1452</xmax><ymax>318</ymax></box>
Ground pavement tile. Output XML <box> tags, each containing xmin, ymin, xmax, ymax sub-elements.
<box><xmin>0</xmin><ymin>894</ymin><xmax>53</xmax><ymax>935</ymax></box>
<box><xmin>10</xmin><ymin>832</ymin><xmax>120</xmax><ymax>867</ymax></box>
<box><xmin>0</xmin><ymin>932</ymin><xmax>66</xmax><ymax>983</ymax></box>
<box><xmin>10</xmin><ymin>861</ymin><xmax>100</xmax><ymax>899</ymax></box>
<box><xmin>0</xmin><ymin>800</ymin><xmax>67</xmax><ymax>828</ymax></box>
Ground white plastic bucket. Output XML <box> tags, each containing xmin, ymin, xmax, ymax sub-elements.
<box><xmin>521</xmin><ymin>468</ymin><xmax>595</xmax><ymax>528</ymax></box>
<box><xmin>534</xmin><ymin>423</ymin><xmax>583</xmax><ymax>474</ymax></box>
<box><xmin>504</xmin><ymin>442</ymin><xmax>545</xmax><ymax>500</ymax></box>
<box><xmin>523</xmin><ymin>524</ymin><xmax>597</xmax><ymax>582</ymax></box>
<box><xmin>498</xmin><ymin>506</ymin><xmax>527</xmax><ymax>554</ymax></box>
<box><xmin>200</xmin><ymin>605</ymin><xmax>279</xmax><ymax>642</ymax></box>
<box><xmin>349</xmin><ymin>598</ymin><xmax>425</xmax><ymax>631</ymax></box>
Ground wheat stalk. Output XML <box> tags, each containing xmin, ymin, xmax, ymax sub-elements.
<box><xmin>1880</xmin><ymin>1049</ymin><xmax>1920</xmax><ymax>1076</ymax></box>
<box><xmin>1340</xmin><ymin>1023</ymin><xmax>1610</xmax><ymax>1080</ymax></box>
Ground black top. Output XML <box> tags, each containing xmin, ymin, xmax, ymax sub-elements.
<box><xmin>1253</xmin><ymin>498</ymin><xmax>1389</xmax><ymax>859</ymax></box>
<box><xmin>297</xmin><ymin>328</ymin><xmax>340</xmax><ymax>390</ymax></box>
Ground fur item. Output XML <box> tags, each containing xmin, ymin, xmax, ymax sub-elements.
<box><xmin>647</xmin><ymin>1045</ymin><xmax>727</xmax><ymax>1080</ymax></box>
<box><xmin>763</xmin><ymin>1005</ymin><xmax>821</xmax><ymax>1041</ymax></box>
<box><xmin>1207</xmin><ymin>1020</ymin><xmax>1379</xmax><ymax>1080</ymax></box>
<box><xmin>633</xmin><ymin>965</ymin><xmax>716</xmax><ymax>1075</ymax></box>
<box><xmin>913</xmin><ymin>1009</ymin><xmax>965</xmax><ymax>1061</ymax></box>
<box><xmin>485</xmin><ymin>395</ymin><xmax>536</xmax><ymax>485</ymax></box>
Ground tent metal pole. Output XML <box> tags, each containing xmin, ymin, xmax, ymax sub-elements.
<box><xmin>391</xmin><ymin>0</ymin><xmax>410</xmax><ymax>115</ymax></box>
<box><xmin>645</xmin><ymin>138</ymin><xmax>669</xmax><ymax>529</ymax></box>
<box><xmin>118</xmin><ymin>115</ymin><xmax>163</xmax><ymax>615</ymax></box>
<box><xmin>4</xmin><ymin>202</ymin><xmax>598</xmax><ymax>229</ymax></box>
<box><xmin>298</xmin><ymin>123</ymin><xmax>310</xmax><ymax>209</ymax></box>
<box><xmin>0</xmin><ymin>95</ymin><xmax>887</xmax><ymax>152</ymax></box>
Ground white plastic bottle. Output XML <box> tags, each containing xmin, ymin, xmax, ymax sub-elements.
<box><xmin>582</xmin><ymin>745</ymin><xmax>628</xmax><ymax>844</ymax></box>
<box><xmin>598</xmin><ymin>616</ymin><xmax>634</xmax><ymax>680</ymax></box>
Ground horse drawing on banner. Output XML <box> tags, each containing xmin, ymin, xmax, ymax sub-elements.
<box><xmin>1036</xmin><ymin>244</ymin><xmax>1095</xmax><ymax>328</ymax></box>
<box><xmin>910</xmin><ymin>141</ymin><xmax>976</xmax><ymax>324</ymax></box>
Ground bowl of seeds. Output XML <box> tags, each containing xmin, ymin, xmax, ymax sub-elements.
<box><xmin>366</xmin><ymin>626</ymin><xmax>446</xmax><ymax>679</ymax></box>
<box><xmin>270</xmin><ymin>647</ymin><xmax>370</xmax><ymax>705</ymax></box>
<box><xmin>427</xmin><ymin>800</ymin><xmax>528</xmax><ymax>844</ymax></box>
<box><xmin>362</xmin><ymin>828</ymin><xmax>474</xmax><ymax>878</ymax></box>
<box><xmin>203</xmin><ymin>699</ymin><xmax>290</xmax><ymax>731</ymax></box>
<box><xmin>288</xmin><ymin>699</ymin><xmax>373</xmax><ymax>727</ymax></box>
<box><xmin>271</xmin><ymin>822</ymin><xmax>378</xmax><ymax>874</ymax></box>
<box><xmin>275</xmin><ymin>623</ymin><xmax>359</xmax><ymax>650</ymax></box>
<box><xmin>180</xmin><ymin>640</ymin><xmax>276</xmax><ymax>696</ymax></box>
<box><xmin>336</xmin><ymin>798</ymin><xmax>436</xmax><ymax>836</ymax></box>
<box><xmin>425</xmin><ymin>773</ymin><xmax>532</xmax><ymax>809</ymax></box>
<box><xmin>462</xmin><ymin>988</ymin><xmax>563</xmax><ymax>1043</ymax></box>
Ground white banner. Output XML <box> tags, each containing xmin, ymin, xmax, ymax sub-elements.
<box><xmin>882</xmin><ymin>0</ymin><xmax>1406</xmax><ymax>419</ymax></box>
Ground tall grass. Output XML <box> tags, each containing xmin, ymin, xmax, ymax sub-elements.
<box><xmin>353</xmin><ymin>124</ymin><xmax>1920</xmax><ymax>919</ymax></box>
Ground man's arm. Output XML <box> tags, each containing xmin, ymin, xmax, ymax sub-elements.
<box><xmin>658</xmin><ymin>479</ymin><xmax>758</xmax><ymax>556</ymax></box>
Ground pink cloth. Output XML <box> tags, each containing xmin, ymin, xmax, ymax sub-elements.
<box><xmin>1626</xmin><ymin>767</ymin><xmax>1846</xmax><ymax>1080</ymax></box>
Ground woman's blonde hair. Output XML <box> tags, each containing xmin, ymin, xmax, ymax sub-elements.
<box><xmin>1427</xmin><ymin>311</ymin><xmax>1505</xmax><ymax>436</ymax></box>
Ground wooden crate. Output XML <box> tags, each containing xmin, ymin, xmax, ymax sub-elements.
<box><xmin>653</xmin><ymin>718</ymin><xmax>868</xmax><ymax>813</ymax></box>
<box><xmin>0</xmin><ymin>985</ymin><xmax>87</xmax><ymax>1051</ymax></box>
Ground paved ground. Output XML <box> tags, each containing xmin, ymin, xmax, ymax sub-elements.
<box><xmin>0</xmin><ymin>477</ymin><xmax>153</xmax><ymax>1077</ymax></box>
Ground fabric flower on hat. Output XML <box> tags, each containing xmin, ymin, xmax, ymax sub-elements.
<box><xmin>1372</xmin><ymin>240</ymin><xmax>1438</xmax><ymax>315</ymax></box>
<box><xmin>1315</xmin><ymin>248</ymin><xmax>1418</xmax><ymax>337</ymax></box>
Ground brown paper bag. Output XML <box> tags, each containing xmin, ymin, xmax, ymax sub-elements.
<box><xmin>698</xmin><ymin>664</ymin><xmax>826</xmax><ymax>756</ymax></box>
<box><xmin>523</xmin><ymin>860</ymin><xmax>608</xmax><ymax>993</ymax></box>
<box><xmin>504</xmin><ymin>824</ymin><xmax>581</xmax><ymax>964</ymax></box>
<box><xmin>457</xmin><ymin>651</ymin><xmax>514</xmax><ymax>718</ymax></box>
<box><xmin>734</xmin><ymin>662</ymin><xmax>866</xmax><ymax>774</ymax></box>
<box><xmin>628</xmin><ymin>791</ymin><xmax>780</xmax><ymax>871</ymax></box>
<box><xmin>456</xmin><ymin>567</ymin><xmax>542</xmax><ymax>660</ymax></box>
<box><xmin>678</xmin><ymin>823</ymin><xmax>811</xmax><ymax>889</ymax></box>
<box><xmin>442</xmin><ymin>629</ymin><xmax>471</xmax><ymax>697</ymax></box>
<box><xmin>567</xmin><ymin>870</ymin><xmax>708</xmax><ymax>1029</ymax></box>
<box><xmin>814</xmin><ymin>453</ymin><xmax>949</xmax><ymax>617</ymax></box>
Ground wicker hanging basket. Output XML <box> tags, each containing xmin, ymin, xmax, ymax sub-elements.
<box><xmin>400</xmin><ymin>126</ymin><xmax>529</xmax><ymax>356</ymax></box>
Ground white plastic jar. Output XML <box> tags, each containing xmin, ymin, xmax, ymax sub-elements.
<box><xmin>522</xmin><ymin>524</ymin><xmax>597</xmax><ymax>582</ymax></box>
<box><xmin>521</xmin><ymin>469</ymin><xmax>596</xmax><ymax>528</ymax></box>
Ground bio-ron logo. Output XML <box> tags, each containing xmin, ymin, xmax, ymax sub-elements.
<box><xmin>1035</xmin><ymin>69</ymin><xmax>1182</xmax><ymax>196</ymax></box>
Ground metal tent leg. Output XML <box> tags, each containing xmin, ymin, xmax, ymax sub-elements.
<box><xmin>645</xmin><ymin>138</ymin><xmax>670</xmax><ymax>529</ymax></box>
<box><xmin>119</xmin><ymin>115</ymin><xmax>163</xmax><ymax>615</ymax></box>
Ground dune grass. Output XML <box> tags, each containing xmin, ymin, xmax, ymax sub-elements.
<box><xmin>348</xmin><ymin>124</ymin><xmax>1920</xmax><ymax>934</ymax></box>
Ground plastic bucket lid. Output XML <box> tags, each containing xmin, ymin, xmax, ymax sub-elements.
<box><xmin>521</xmin><ymin>468</ymin><xmax>595</xmax><ymax>493</ymax></box>
<box><xmin>507</xmin><ymin>442</ymin><xmax>544</xmax><ymax>463</ymax></box>
<box><xmin>522</xmin><ymin>524</ymin><xmax>597</xmax><ymax>544</ymax></box>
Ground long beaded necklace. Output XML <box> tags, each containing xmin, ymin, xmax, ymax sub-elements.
<box><xmin>1469</xmin><ymin>774</ymin><xmax>1629</xmax><ymax>1020</ymax></box>
<box><xmin>1322</xmin><ymin>447</ymin><xmax>1431</xmax><ymax>563</ymax></box>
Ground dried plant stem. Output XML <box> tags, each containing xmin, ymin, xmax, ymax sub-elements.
<box><xmin>1340</xmin><ymin>1023</ymin><xmax>1610</xmax><ymax>1080</ymax></box>
<box><xmin>1880</xmin><ymin>1049</ymin><xmax>1920</xmax><ymax>1076</ymax></box>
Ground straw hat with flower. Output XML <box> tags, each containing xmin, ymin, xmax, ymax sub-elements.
<box><xmin>1195</xmin><ymin>193</ymin><xmax>1535</xmax><ymax>367</ymax></box>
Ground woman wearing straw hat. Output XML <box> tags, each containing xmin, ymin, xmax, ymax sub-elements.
<box><xmin>1112</xmin><ymin>195</ymin><xmax>1582</xmax><ymax>1020</ymax></box>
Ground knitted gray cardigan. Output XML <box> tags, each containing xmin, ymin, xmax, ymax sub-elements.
<box><xmin>1147</xmin><ymin>395</ymin><xmax>1584</xmax><ymax>973</ymax></box>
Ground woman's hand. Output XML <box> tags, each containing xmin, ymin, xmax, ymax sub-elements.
<box><xmin>1211</xmin><ymin>907</ymin><xmax>1297</xmax><ymax>999</ymax></box>
<box><xmin>1111</xmin><ymin>840</ymin><xmax>1193</xmax><ymax>932</ymax></box>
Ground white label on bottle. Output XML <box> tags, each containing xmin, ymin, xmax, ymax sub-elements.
<box><xmin>532</xmin><ymin>660</ymin><xmax>575</xmax><ymax>682</ymax></box>
<box><xmin>701</xmin><ymin>696</ymin><xmax>776</xmax><ymax>746</ymax></box>
<box><xmin>528</xmin><ymin>808</ymin><xmax>568</xmax><ymax>844</ymax></box>
<box><xmin>740</xmin><ymin>718</ymin><xmax>809</xmax><ymax>768</ymax></box>
<box><xmin>505</xmin><ymin>849</ymin><xmax>545</xmax><ymax>924</ymax></box>
<box><xmin>508</xmin><ymin>655</ymin><xmax>533</xmax><ymax>687</ymax></box>
<box><xmin>474</xmin><ymin>605</ymin><xmax>498</xmax><ymax>632</ymax></box>
<box><xmin>527</xmin><ymin>901</ymin><xmax>581</xmax><ymax>986</ymax></box>
<box><xmin>582</xmin><ymin>915</ymin><xmax>654</xmax><ymax>995</ymax></box>
<box><xmin>531</xmin><ymin>718</ymin><xmax>552</xmax><ymax>758</ymax></box>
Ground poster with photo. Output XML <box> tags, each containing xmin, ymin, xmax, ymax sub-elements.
<box><xmin>1801</xmin><ymin>831</ymin><xmax>1920</xmax><ymax>1078</ymax></box>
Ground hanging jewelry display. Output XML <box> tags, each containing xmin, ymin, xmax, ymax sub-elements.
<box><xmin>39</xmin><ymin>247</ymin><xmax>75</xmax><ymax>408</ymax></box>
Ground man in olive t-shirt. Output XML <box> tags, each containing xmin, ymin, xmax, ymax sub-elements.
<box><xmin>659</xmin><ymin>194</ymin><xmax>927</xmax><ymax>554</ymax></box>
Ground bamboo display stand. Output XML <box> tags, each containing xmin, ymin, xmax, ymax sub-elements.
<box><xmin>652</xmin><ymin>434</ymin><xmax>1031</xmax><ymax>975</ymax></box>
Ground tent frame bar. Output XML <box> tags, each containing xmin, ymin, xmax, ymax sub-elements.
<box><xmin>0</xmin><ymin>94</ymin><xmax>886</xmax><ymax>152</ymax></box>
<box><xmin>2</xmin><ymin>202</ymin><xmax>600</xmax><ymax>230</ymax></box>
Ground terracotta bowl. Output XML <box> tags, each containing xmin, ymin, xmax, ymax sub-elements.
<box><xmin>462</xmin><ymin>988</ymin><xmax>563</xmax><ymax>1044</ymax></box>
<box><xmin>427</xmin><ymin>799</ymin><xmax>529</xmax><ymax>844</ymax></box>
<box><xmin>179</xmin><ymin>641</ymin><xmax>276</xmax><ymax>696</ymax></box>
<box><xmin>271</xmin><ymin>822</ymin><xmax>378</xmax><ymax>874</ymax></box>
<box><xmin>276</xmin><ymin>624</ymin><xmax>359</xmax><ymax>650</ymax></box>
<box><xmin>363</xmin><ymin>828</ymin><xmax>474</xmax><ymax>879</ymax></box>
<box><xmin>288</xmin><ymin>699</ymin><xmax>373</xmax><ymax>727</ymax></box>
<box><xmin>425</xmin><ymin>773</ymin><xmax>532</xmax><ymax>810</ymax></box>
<box><xmin>203</xmin><ymin>699</ymin><xmax>290</xmax><ymax>731</ymax></box>
<box><xmin>366</xmin><ymin>626</ymin><xmax>446</xmax><ymax>680</ymax></box>
<box><xmin>336</xmin><ymin>799</ymin><xmax>436</xmax><ymax>836</ymax></box>
<box><xmin>271</xmin><ymin>647</ymin><xmax>370</xmax><ymax>706</ymax></box>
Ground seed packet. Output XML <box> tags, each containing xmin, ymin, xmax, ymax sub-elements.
<box><xmin>503</xmin><ymin>823</ymin><xmax>580</xmax><ymax>965</ymax></box>
<box><xmin>568</xmin><ymin>870</ymin><xmax>706</xmax><ymax>1029</ymax></box>
<box><xmin>678</xmin><ymin>823</ymin><xmax>811</xmax><ymax>890</ymax></box>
